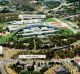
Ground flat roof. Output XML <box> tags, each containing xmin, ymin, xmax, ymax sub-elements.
<box><xmin>19</xmin><ymin>14</ymin><xmax>46</xmax><ymax>19</ymax></box>
<box><xmin>0</xmin><ymin>46</ymin><xmax>3</xmax><ymax>54</ymax></box>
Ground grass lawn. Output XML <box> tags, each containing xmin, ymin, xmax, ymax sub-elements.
<box><xmin>62</xmin><ymin>29</ymin><xmax>74</xmax><ymax>35</ymax></box>
<box><xmin>0</xmin><ymin>22</ymin><xmax>7</xmax><ymax>27</ymax></box>
<box><xmin>43</xmin><ymin>18</ymin><xmax>57</xmax><ymax>22</ymax></box>
<box><xmin>0</xmin><ymin>34</ymin><xmax>11</xmax><ymax>44</ymax></box>
<box><xmin>0</xmin><ymin>32</ymin><xmax>15</xmax><ymax>44</ymax></box>
<box><xmin>55</xmin><ymin>28</ymin><xmax>74</xmax><ymax>36</ymax></box>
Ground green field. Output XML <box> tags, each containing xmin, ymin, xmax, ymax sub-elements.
<box><xmin>55</xmin><ymin>28</ymin><xmax>74</xmax><ymax>36</ymax></box>
<box><xmin>0</xmin><ymin>22</ymin><xmax>7</xmax><ymax>27</ymax></box>
<box><xmin>43</xmin><ymin>18</ymin><xmax>57</xmax><ymax>22</ymax></box>
<box><xmin>43</xmin><ymin>18</ymin><xmax>74</xmax><ymax>35</ymax></box>
<box><xmin>0</xmin><ymin>32</ymin><xmax>16</xmax><ymax>44</ymax></box>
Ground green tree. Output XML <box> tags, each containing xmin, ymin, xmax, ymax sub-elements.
<box><xmin>0</xmin><ymin>0</ymin><xmax>9</xmax><ymax>5</ymax></box>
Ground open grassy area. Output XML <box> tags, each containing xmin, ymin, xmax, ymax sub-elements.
<box><xmin>61</xmin><ymin>28</ymin><xmax>74</xmax><ymax>35</ymax></box>
<box><xmin>43</xmin><ymin>18</ymin><xmax>57</xmax><ymax>22</ymax></box>
<box><xmin>0</xmin><ymin>32</ymin><xmax>15</xmax><ymax>44</ymax></box>
<box><xmin>0</xmin><ymin>22</ymin><xmax>7</xmax><ymax>27</ymax></box>
<box><xmin>55</xmin><ymin>28</ymin><xmax>74</xmax><ymax>36</ymax></box>
<box><xmin>5</xmin><ymin>64</ymin><xmax>16</xmax><ymax>74</ymax></box>
<box><xmin>0</xmin><ymin>35</ymin><xmax>11</xmax><ymax>44</ymax></box>
<box><xmin>43</xmin><ymin>18</ymin><xmax>75</xmax><ymax>35</ymax></box>
<box><xmin>5</xmin><ymin>49</ymin><xmax>20</xmax><ymax>58</ymax></box>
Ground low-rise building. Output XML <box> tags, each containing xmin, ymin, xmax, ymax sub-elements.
<box><xmin>0</xmin><ymin>46</ymin><xmax>3</xmax><ymax>56</ymax></box>
<box><xmin>55</xmin><ymin>66</ymin><xmax>69</xmax><ymax>74</ymax></box>
<box><xmin>18</xmin><ymin>14</ymin><xmax>46</xmax><ymax>20</ymax></box>
<box><xmin>74</xmin><ymin>59</ymin><xmax>80</xmax><ymax>71</ymax></box>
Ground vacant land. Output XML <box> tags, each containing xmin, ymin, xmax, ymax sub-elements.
<box><xmin>4</xmin><ymin>49</ymin><xmax>20</xmax><ymax>59</ymax></box>
<box><xmin>5</xmin><ymin>64</ymin><xmax>16</xmax><ymax>74</ymax></box>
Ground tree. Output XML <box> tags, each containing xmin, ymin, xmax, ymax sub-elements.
<box><xmin>27</xmin><ymin>66</ymin><xmax>34</xmax><ymax>72</ymax></box>
<box><xmin>0</xmin><ymin>0</ymin><xmax>9</xmax><ymax>5</ymax></box>
<box><xmin>44</xmin><ymin>1</ymin><xmax>61</xmax><ymax>9</ymax></box>
<box><xmin>0</xmin><ymin>26</ymin><xmax>3</xmax><ymax>33</ymax></box>
<box><xmin>12</xmin><ymin>0</ymin><xmax>34</xmax><ymax>11</ymax></box>
<box><xmin>2</xmin><ymin>7</ymin><xmax>9</xmax><ymax>13</ymax></box>
<box><xmin>40</xmin><ymin>67</ymin><xmax>48</xmax><ymax>74</ymax></box>
<box><xmin>20</xmin><ymin>2</ymin><xmax>35</xmax><ymax>11</ymax></box>
<box><xmin>66</xmin><ymin>0</ymin><xmax>80</xmax><ymax>3</ymax></box>
<box><xmin>21</xmin><ymin>70</ymin><xmax>40</xmax><ymax>74</ymax></box>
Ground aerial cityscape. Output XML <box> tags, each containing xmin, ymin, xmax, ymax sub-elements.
<box><xmin>0</xmin><ymin>0</ymin><xmax>80</xmax><ymax>74</ymax></box>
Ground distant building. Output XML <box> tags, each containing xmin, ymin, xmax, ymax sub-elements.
<box><xmin>18</xmin><ymin>14</ymin><xmax>46</xmax><ymax>20</ymax></box>
<box><xmin>74</xmin><ymin>59</ymin><xmax>80</xmax><ymax>66</ymax></box>
<box><xmin>7</xmin><ymin>19</ymin><xmax>43</xmax><ymax>32</ymax></box>
<box><xmin>19</xmin><ymin>55</ymin><xmax>46</xmax><ymax>59</ymax></box>
<box><xmin>74</xmin><ymin>59</ymin><xmax>80</xmax><ymax>71</ymax></box>
<box><xmin>14</xmin><ymin>24</ymin><xmax>58</xmax><ymax>37</ymax></box>
<box><xmin>55</xmin><ymin>66</ymin><xmax>69</xmax><ymax>74</ymax></box>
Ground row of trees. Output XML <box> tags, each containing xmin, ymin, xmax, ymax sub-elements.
<box><xmin>5</xmin><ymin>32</ymin><xmax>80</xmax><ymax>50</ymax></box>
<box><xmin>9</xmin><ymin>32</ymin><xmax>80</xmax><ymax>59</ymax></box>
<box><xmin>44</xmin><ymin>1</ymin><xmax>61</xmax><ymax>9</ymax></box>
<box><xmin>73</xmin><ymin>16</ymin><xmax>80</xmax><ymax>27</ymax></box>
<box><xmin>0</xmin><ymin>0</ymin><xmax>9</xmax><ymax>5</ymax></box>
<box><xmin>66</xmin><ymin>0</ymin><xmax>80</xmax><ymax>3</ymax></box>
<box><xmin>11</xmin><ymin>44</ymin><xmax>80</xmax><ymax>60</ymax></box>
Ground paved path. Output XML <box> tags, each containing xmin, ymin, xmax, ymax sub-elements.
<box><xmin>0</xmin><ymin>62</ymin><xmax>7</xmax><ymax>74</ymax></box>
<box><xmin>61</xmin><ymin>14</ymin><xmax>80</xmax><ymax>20</ymax></box>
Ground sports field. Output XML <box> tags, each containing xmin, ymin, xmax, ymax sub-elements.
<box><xmin>43</xmin><ymin>18</ymin><xmax>75</xmax><ymax>34</ymax></box>
<box><xmin>43</xmin><ymin>18</ymin><xmax>57</xmax><ymax>22</ymax></box>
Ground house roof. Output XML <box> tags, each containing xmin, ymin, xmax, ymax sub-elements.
<box><xmin>74</xmin><ymin>59</ymin><xmax>80</xmax><ymax>63</ymax></box>
<box><xmin>74</xmin><ymin>59</ymin><xmax>80</xmax><ymax>65</ymax></box>
<box><xmin>55</xmin><ymin>66</ymin><xmax>66</xmax><ymax>72</ymax></box>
